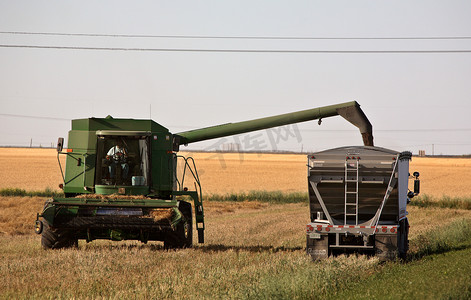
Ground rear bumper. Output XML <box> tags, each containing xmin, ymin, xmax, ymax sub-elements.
<box><xmin>306</xmin><ymin>223</ymin><xmax>399</xmax><ymax>236</ymax></box>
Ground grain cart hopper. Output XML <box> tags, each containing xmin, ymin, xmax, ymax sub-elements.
<box><xmin>34</xmin><ymin>101</ymin><xmax>373</xmax><ymax>249</ymax></box>
<box><xmin>306</xmin><ymin>146</ymin><xmax>420</xmax><ymax>260</ymax></box>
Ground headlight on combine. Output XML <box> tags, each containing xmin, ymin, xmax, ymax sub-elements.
<box><xmin>34</xmin><ymin>220</ymin><xmax>43</xmax><ymax>234</ymax></box>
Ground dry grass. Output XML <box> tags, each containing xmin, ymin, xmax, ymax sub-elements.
<box><xmin>0</xmin><ymin>233</ymin><xmax>379</xmax><ymax>299</ymax></box>
<box><xmin>407</xmin><ymin>206</ymin><xmax>471</xmax><ymax>240</ymax></box>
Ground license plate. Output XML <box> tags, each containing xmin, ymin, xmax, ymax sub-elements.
<box><xmin>96</xmin><ymin>207</ymin><xmax>143</xmax><ymax>216</ymax></box>
<box><xmin>309</xmin><ymin>232</ymin><xmax>321</xmax><ymax>239</ymax></box>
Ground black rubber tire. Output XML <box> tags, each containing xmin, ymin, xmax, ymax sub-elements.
<box><xmin>41</xmin><ymin>222</ymin><xmax>78</xmax><ymax>250</ymax></box>
<box><xmin>164</xmin><ymin>201</ymin><xmax>193</xmax><ymax>249</ymax></box>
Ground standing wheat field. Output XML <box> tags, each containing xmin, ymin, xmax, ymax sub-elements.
<box><xmin>1</xmin><ymin>148</ymin><xmax>471</xmax><ymax>197</ymax></box>
<box><xmin>1</xmin><ymin>147</ymin><xmax>471</xmax><ymax>298</ymax></box>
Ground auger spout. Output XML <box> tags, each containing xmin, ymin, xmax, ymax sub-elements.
<box><xmin>175</xmin><ymin>101</ymin><xmax>373</xmax><ymax>147</ymax></box>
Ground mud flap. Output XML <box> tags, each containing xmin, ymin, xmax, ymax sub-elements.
<box><xmin>375</xmin><ymin>234</ymin><xmax>398</xmax><ymax>261</ymax></box>
<box><xmin>307</xmin><ymin>234</ymin><xmax>329</xmax><ymax>260</ymax></box>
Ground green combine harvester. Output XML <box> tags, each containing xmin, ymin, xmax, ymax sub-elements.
<box><xmin>34</xmin><ymin>101</ymin><xmax>373</xmax><ymax>249</ymax></box>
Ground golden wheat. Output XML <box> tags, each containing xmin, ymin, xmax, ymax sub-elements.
<box><xmin>0</xmin><ymin>148</ymin><xmax>65</xmax><ymax>191</ymax></box>
<box><xmin>1</xmin><ymin>148</ymin><xmax>470</xmax><ymax>197</ymax></box>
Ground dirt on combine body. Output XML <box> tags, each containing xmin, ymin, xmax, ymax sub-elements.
<box><xmin>306</xmin><ymin>146</ymin><xmax>420</xmax><ymax>260</ymax></box>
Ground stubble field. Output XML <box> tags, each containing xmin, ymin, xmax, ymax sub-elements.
<box><xmin>1</xmin><ymin>148</ymin><xmax>471</xmax><ymax>299</ymax></box>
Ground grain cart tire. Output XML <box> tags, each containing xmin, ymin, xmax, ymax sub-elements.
<box><xmin>164</xmin><ymin>201</ymin><xmax>193</xmax><ymax>249</ymax></box>
<box><xmin>41</xmin><ymin>222</ymin><xmax>78</xmax><ymax>250</ymax></box>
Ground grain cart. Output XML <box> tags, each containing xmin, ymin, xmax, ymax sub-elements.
<box><xmin>306</xmin><ymin>146</ymin><xmax>420</xmax><ymax>260</ymax></box>
<box><xmin>34</xmin><ymin>101</ymin><xmax>374</xmax><ymax>249</ymax></box>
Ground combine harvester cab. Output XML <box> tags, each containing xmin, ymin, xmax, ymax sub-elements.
<box><xmin>306</xmin><ymin>146</ymin><xmax>420</xmax><ymax>260</ymax></box>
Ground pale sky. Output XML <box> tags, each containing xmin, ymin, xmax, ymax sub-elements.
<box><xmin>1</xmin><ymin>1</ymin><xmax>470</xmax><ymax>155</ymax></box>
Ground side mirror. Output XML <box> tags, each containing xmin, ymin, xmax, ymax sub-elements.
<box><xmin>413</xmin><ymin>171</ymin><xmax>420</xmax><ymax>194</ymax></box>
<box><xmin>57</xmin><ymin>137</ymin><xmax>64</xmax><ymax>152</ymax></box>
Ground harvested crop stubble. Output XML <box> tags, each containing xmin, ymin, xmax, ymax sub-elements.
<box><xmin>204</xmin><ymin>200</ymin><xmax>268</xmax><ymax>214</ymax></box>
<box><xmin>0</xmin><ymin>196</ymin><xmax>45</xmax><ymax>235</ymax></box>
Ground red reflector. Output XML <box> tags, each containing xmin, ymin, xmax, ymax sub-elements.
<box><xmin>311</xmin><ymin>156</ymin><xmax>315</xmax><ymax>159</ymax></box>
<box><xmin>66</xmin><ymin>149</ymin><xmax>73</xmax><ymax>153</ymax></box>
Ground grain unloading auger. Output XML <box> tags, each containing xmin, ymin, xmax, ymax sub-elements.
<box><xmin>175</xmin><ymin>101</ymin><xmax>373</xmax><ymax>147</ymax></box>
<box><xmin>34</xmin><ymin>101</ymin><xmax>373</xmax><ymax>249</ymax></box>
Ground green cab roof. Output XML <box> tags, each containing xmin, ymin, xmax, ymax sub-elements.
<box><xmin>71</xmin><ymin>117</ymin><xmax>169</xmax><ymax>133</ymax></box>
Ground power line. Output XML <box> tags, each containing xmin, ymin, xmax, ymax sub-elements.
<box><xmin>2</xmin><ymin>31</ymin><xmax>471</xmax><ymax>40</ymax></box>
<box><xmin>0</xmin><ymin>113</ymin><xmax>70</xmax><ymax>121</ymax></box>
<box><xmin>1</xmin><ymin>44</ymin><xmax>471</xmax><ymax>53</ymax></box>
<box><xmin>3</xmin><ymin>114</ymin><xmax>471</xmax><ymax>133</ymax></box>
<box><xmin>299</xmin><ymin>128</ymin><xmax>471</xmax><ymax>132</ymax></box>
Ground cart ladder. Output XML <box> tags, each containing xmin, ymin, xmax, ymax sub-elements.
<box><xmin>344</xmin><ymin>158</ymin><xmax>359</xmax><ymax>225</ymax></box>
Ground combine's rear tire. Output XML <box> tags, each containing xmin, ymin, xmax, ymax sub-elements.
<box><xmin>41</xmin><ymin>222</ymin><xmax>78</xmax><ymax>250</ymax></box>
<box><xmin>164</xmin><ymin>201</ymin><xmax>193</xmax><ymax>249</ymax></box>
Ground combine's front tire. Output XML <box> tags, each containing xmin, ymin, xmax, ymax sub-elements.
<box><xmin>41</xmin><ymin>222</ymin><xmax>78</xmax><ymax>250</ymax></box>
<box><xmin>164</xmin><ymin>201</ymin><xmax>193</xmax><ymax>249</ymax></box>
